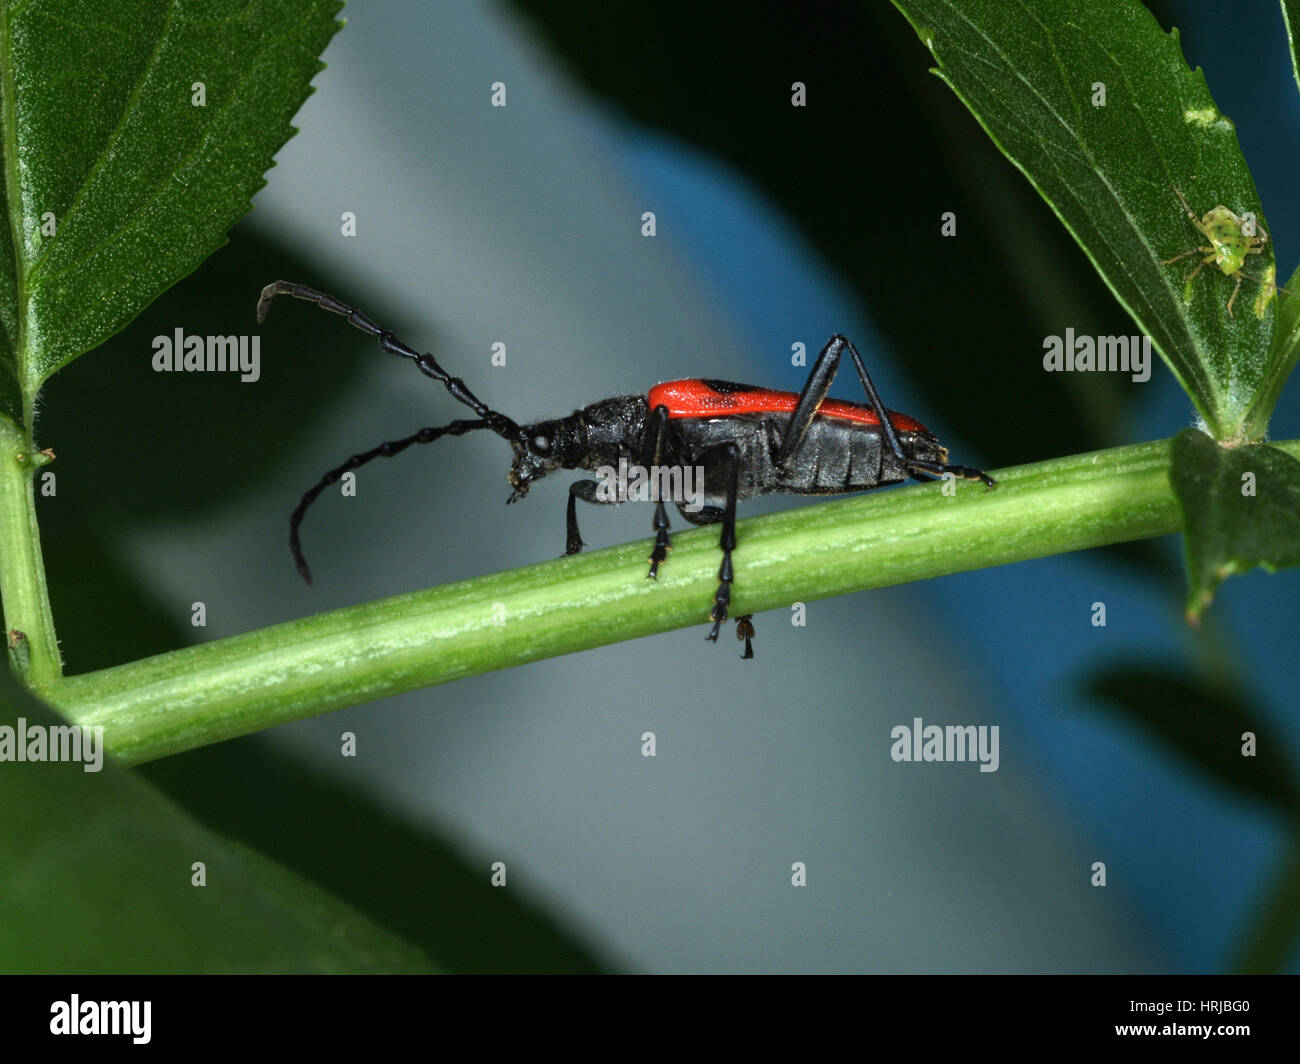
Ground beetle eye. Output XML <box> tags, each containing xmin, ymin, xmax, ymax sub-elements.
<box><xmin>532</xmin><ymin>435</ymin><xmax>551</xmax><ymax>455</ymax></box>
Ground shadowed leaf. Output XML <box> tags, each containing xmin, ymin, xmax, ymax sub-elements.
<box><xmin>0</xmin><ymin>0</ymin><xmax>342</xmax><ymax>424</ymax></box>
<box><xmin>1087</xmin><ymin>664</ymin><xmax>1300</xmax><ymax>812</ymax></box>
<box><xmin>0</xmin><ymin>671</ymin><xmax>435</xmax><ymax>973</ymax></box>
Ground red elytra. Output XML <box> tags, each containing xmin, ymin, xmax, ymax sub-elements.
<box><xmin>646</xmin><ymin>379</ymin><xmax>932</xmax><ymax>435</ymax></box>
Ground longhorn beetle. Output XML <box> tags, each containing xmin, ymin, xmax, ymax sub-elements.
<box><xmin>258</xmin><ymin>281</ymin><xmax>995</xmax><ymax>657</ymax></box>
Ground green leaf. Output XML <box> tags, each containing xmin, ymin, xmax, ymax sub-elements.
<box><xmin>142</xmin><ymin>740</ymin><xmax>613</xmax><ymax>973</ymax></box>
<box><xmin>1086</xmin><ymin>665</ymin><xmax>1300</xmax><ymax>813</ymax></box>
<box><xmin>1244</xmin><ymin>0</ymin><xmax>1300</xmax><ymax>438</ymax></box>
<box><xmin>892</xmin><ymin>0</ymin><xmax>1276</xmax><ymax>440</ymax></box>
<box><xmin>0</xmin><ymin>669</ymin><xmax>436</xmax><ymax>973</ymax></box>
<box><xmin>1281</xmin><ymin>0</ymin><xmax>1300</xmax><ymax>99</ymax></box>
<box><xmin>1251</xmin><ymin>256</ymin><xmax>1300</xmax><ymax>440</ymax></box>
<box><xmin>1170</xmin><ymin>426</ymin><xmax>1300</xmax><ymax>620</ymax></box>
<box><xmin>0</xmin><ymin>0</ymin><xmax>343</xmax><ymax>425</ymax></box>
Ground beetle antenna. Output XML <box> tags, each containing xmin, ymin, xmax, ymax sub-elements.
<box><xmin>290</xmin><ymin>419</ymin><xmax>489</xmax><ymax>584</ymax></box>
<box><xmin>258</xmin><ymin>280</ymin><xmax>526</xmax><ymax>444</ymax></box>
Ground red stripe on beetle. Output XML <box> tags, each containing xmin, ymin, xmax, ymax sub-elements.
<box><xmin>647</xmin><ymin>379</ymin><xmax>931</xmax><ymax>434</ymax></box>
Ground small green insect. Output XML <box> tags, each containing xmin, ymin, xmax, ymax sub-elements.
<box><xmin>1162</xmin><ymin>186</ymin><xmax>1273</xmax><ymax>318</ymax></box>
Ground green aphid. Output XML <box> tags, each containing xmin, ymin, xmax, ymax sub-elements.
<box><xmin>1162</xmin><ymin>186</ymin><xmax>1273</xmax><ymax>319</ymax></box>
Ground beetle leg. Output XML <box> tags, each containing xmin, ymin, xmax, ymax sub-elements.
<box><xmin>696</xmin><ymin>443</ymin><xmax>743</xmax><ymax>648</ymax></box>
<box><xmin>776</xmin><ymin>338</ymin><xmax>842</xmax><ymax>467</ymax></box>
<box><xmin>641</xmin><ymin>405</ymin><xmax>673</xmax><ymax>578</ymax></box>
<box><xmin>778</xmin><ymin>334</ymin><xmax>907</xmax><ymax>472</ymax></box>
<box><xmin>675</xmin><ymin>501</ymin><xmax>722</xmax><ymax>526</ymax></box>
<box><xmin>676</xmin><ymin>492</ymin><xmax>758</xmax><ymax>656</ymax></box>
<box><xmin>564</xmin><ymin>480</ymin><xmax>604</xmax><ymax>555</ymax></box>
<box><xmin>784</xmin><ymin>333</ymin><xmax>994</xmax><ymax>491</ymax></box>
<box><xmin>907</xmin><ymin>459</ymin><xmax>995</xmax><ymax>488</ymax></box>
<box><xmin>735</xmin><ymin>615</ymin><xmax>755</xmax><ymax>659</ymax></box>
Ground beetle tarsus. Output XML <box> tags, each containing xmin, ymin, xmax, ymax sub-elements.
<box><xmin>708</xmin><ymin>554</ymin><xmax>734</xmax><ymax>642</ymax></box>
<box><xmin>647</xmin><ymin>526</ymin><xmax>671</xmax><ymax>579</ymax></box>
<box><xmin>736</xmin><ymin>615</ymin><xmax>755</xmax><ymax>659</ymax></box>
<box><xmin>647</xmin><ymin>505</ymin><xmax>671</xmax><ymax>578</ymax></box>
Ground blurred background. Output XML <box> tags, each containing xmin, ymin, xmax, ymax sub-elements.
<box><xmin>32</xmin><ymin>0</ymin><xmax>1300</xmax><ymax>971</ymax></box>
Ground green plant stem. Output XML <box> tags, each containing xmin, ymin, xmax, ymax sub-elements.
<box><xmin>0</xmin><ymin>415</ymin><xmax>59</xmax><ymax>686</ymax></box>
<box><xmin>43</xmin><ymin>436</ymin><xmax>1300</xmax><ymax>766</ymax></box>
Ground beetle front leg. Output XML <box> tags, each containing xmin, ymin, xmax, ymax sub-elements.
<box><xmin>564</xmin><ymin>480</ymin><xmax>602</xmax><ymax>555</ymax></box>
